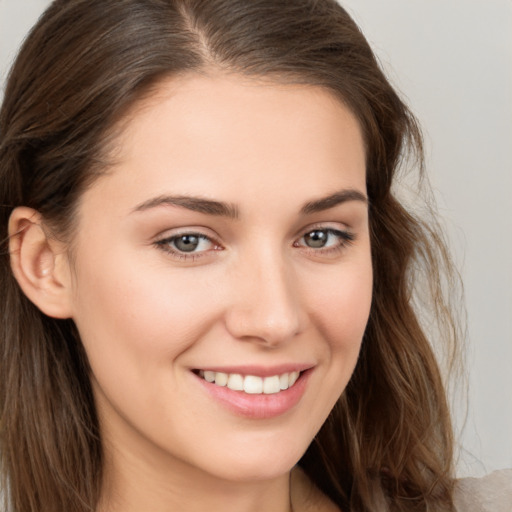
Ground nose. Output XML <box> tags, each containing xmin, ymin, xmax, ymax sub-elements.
<box><xmin>224</xmin><ymin>249</ymin><xmax>306</xmax><ymax>347</ymax></box>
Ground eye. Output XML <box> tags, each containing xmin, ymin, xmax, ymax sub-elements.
<box><xmin>155</xmin><ymin>232</ymin><xmax>219</xmax><ymax>258</ymax></box>
<box><xmin>171</xmin><ymin>234</ymin><xmax>209</xmax><ymax>253</ymax></box>
<box><xmin>303</xmin><ymin>229</ymin><xmax>333</xmax><ymax>248</ymax></box>
<box><xmin>295</xmin><ymin>228</ymin><xmax>354</xmax><ymax>251</ymax></box>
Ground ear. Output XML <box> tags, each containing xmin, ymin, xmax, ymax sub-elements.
<box><xmin>8</xmin><ymin>207</ymin><xmax>74</xmax><ymax>319</ymax></box>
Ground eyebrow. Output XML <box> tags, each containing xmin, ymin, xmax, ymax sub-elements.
<box><xmin>300</xmin><ymin>189</ymin><xmax>368</xmax><ymax>214</ymax></box>
<box><xmin>131</xmin><ymin>188</ymin><xmax>367</xmax><ymax>218</ymax></box>
<box><xmin>132</xmin><ymin>195</ymin><xmax>240</xmax><ymax>218</ymax></box>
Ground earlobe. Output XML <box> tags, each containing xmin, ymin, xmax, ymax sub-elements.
<box><xmin>8</xmin><ymin>207</ymin><xmax>74</xmax><ymax>319</ymax></box>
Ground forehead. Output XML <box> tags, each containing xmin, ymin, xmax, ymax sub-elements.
<box><xmin>83</xmin><ymin>73</ymin><xmax>367</xmax><ymax>215</ymax></box>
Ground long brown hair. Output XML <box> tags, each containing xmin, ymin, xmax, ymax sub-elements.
<box><xmin>0</xmin><ymin>1</ymin><xmax>461</xmax><ymax>510</ymax></box>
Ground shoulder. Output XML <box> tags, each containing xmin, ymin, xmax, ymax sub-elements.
<box><xmin>453</xmin><ymin>469</ymin><xmax>512</xmax><ymax>512</ymax></box>
<box><xmin>291</xmin><ymin>466</ymin><xmax>341</xmax><ymax>512</ymax></box>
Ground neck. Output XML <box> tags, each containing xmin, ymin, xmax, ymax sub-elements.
<box><xmin>97</xmin><ymin>443</ymin><xmax>293</xmax><ymax>512</ymax></box>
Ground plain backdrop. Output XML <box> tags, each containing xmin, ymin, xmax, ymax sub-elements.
<box><xmin>1</xmin><ymin>0</ymin><xmax>511</xmax><ymax>478</ymax></box>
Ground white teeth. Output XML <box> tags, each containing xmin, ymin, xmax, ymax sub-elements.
<box><xmin>227</xmin><ymin>373</ymin><xmax>244</xmax><ymax>391</ymax></box>
<box><xmin>263</xmin><ymin>375</ymin><xmax>281</xmax><ymax>394</ymax></box>
<box><xmin>244</xmin><ymin>375</ymin><xmax>263</xmax><ymax>394</ymax></box>
<box><xmin>204</xmin><ymin>370</ymin><xmax>215</xmax><ymax>383</ymax></box>
<box><xmin>289</xmin><ymin>371</ymin><xmax>299</xmax><ymax>387</ymax></box>
<box><xmin>199</xmin><ymin>370</ymin><xmax>302</xmax><ymax>394</ymax></box>
<box><xmin>214</xmin><ymin>372</ymin><xmax>228</xmax><ymax>386</ymax></box>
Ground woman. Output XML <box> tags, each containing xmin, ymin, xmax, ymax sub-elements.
<box><xmin>0</xmin><ymin>1</ymin><xmax>469</xmax><ymax>511</ymax></box>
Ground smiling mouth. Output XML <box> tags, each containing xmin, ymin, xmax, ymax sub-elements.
<box><xmin>195</xmin><ymin>370</ymin><xmax>302</xmax><ymax>395</ymax></box>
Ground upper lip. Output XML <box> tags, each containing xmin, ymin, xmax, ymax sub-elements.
<box><xmin>192</xmin><ymin>363</ymin><xmax>314</xmax><ymax>377</ymax></box>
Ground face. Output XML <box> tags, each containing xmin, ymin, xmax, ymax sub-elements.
<box><xmin>67</xmin><ymin>74</ymin><xmax>372</xmax><ymax>484</ymax></box>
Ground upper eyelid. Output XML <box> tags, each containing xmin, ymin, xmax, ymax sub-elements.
<box><xmin>295</xmin><ymin>221</ymin><xmax>352</xmax><ymax>238</ymax></box>
<box><xmin>295</xmin><ymin>228</ymin><xmax>354</xmax><ymax>245</ymax></box>
<box><xmin>152</xmin><ymin>221</ymin><xmax>355</xmax><ymax>245</ymax></box>
<box><xmin>156</xmin><ymin>232</ymin><xmax>219</xmax><ymax>249</ymax></box>
<box><xmin>154</xmin><ymin>227</ymin><xmax>220</xmax><ymax>242</ymax></box>
<box><xmin>153</xmin><ymin>223</ymin><xmax>353</xmax><ymax>240</ymax></box>
<box><xmin>300</xmin><ymin>227</ymin><xmax>353</xmax><ymax>237</ymax></box>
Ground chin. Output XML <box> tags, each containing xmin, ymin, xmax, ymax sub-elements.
<box><xmin>191</xmin><ymin>432</ymin><xmax>310</xmax><ymax>483</ymax></box>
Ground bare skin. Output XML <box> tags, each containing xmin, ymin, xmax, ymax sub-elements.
<box><xmin>10</xmin><ymin>73</ymin><xmax>369</xmax><ymax>512</ymax></box>
<box><xmin>291</xmin><ymin>467</ymin><xmax>340</xmax><ymax>511</ymax></box>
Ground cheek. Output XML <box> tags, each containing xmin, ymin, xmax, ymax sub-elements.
<box><xmin>293</xmin><ymin>257</ymin><xmax>372</xmax><ymax>435</ymax></box>
<box><xmin>71</xmin><ymin>254</ymin><xmax>221</xmax><ymax>373</ymax></box>
<box><xmin>307</xmin><ymin>259</ymin><xmax>373</xmax><ymax>354</ymax></box>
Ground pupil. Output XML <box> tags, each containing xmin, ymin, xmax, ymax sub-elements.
<box><xmin>305</xmin><ymin>230</ymin><xmax>327</xmax><ymax>248</ymax></box>
<box><xmin>174</xmin><ymin>235</ymin><xmax>199</xmax><ymax>252</ymax></box>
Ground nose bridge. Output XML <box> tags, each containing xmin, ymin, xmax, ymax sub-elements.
<box><xmin>225</xmin><ymin>244</ymin><xmax>304</xmax><ymax>345</ymax></box>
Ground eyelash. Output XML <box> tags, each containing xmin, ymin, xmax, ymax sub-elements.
<box><xmin>154</xmin><ymin>227</ymin><xmax>355</xmax><ymax>261</ymax></box>
<box><xmin>154</xmin><ymin>232</ymin><xmax>219</xmax><ymax>261</ymax></box>
<box><xmin>293</xmin><ymin>228</ymin><xmax>355</xmax><ymax>256</ymax></box>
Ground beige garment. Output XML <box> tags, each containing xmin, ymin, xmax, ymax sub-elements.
<box><xmin>454</xmin><ymin>469</ymin><xmax>512</xmax><ymax>512</ymax></box>
<box><xmin>293</xmin><ymin>466</ymin><xmax>512</xmax><ymax>511</ymax></box>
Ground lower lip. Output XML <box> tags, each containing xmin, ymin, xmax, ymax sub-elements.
<box><xmin>193</xmin><ymin>370</ymin><xmax>312</xmax><ymax>419</ymax></box>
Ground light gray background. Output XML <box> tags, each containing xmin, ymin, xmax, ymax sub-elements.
<box><xmin>1</xmin><ymin>0</ymin><xmax>511</xmax><ymax>478</ymax></box>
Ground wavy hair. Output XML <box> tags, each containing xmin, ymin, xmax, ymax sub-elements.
<box><xmin>0</xmin><ymin>1</ymin><xmax>461</xmax><ymax>510</ymax></box>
